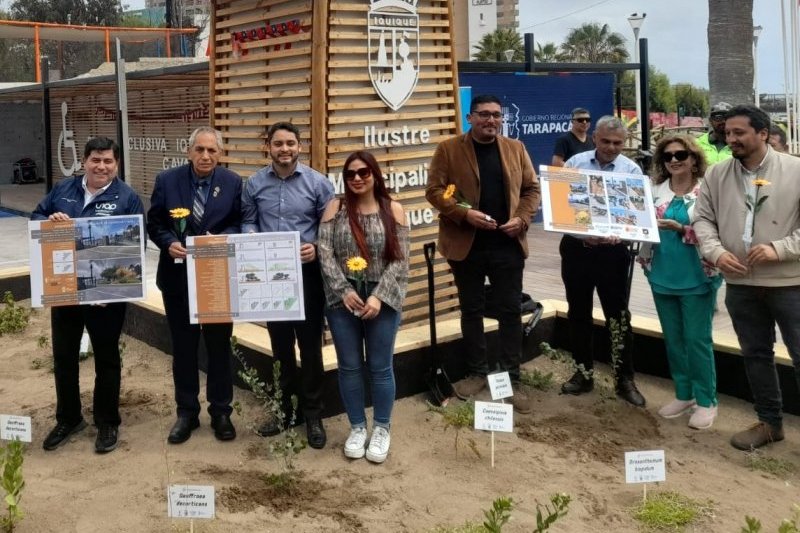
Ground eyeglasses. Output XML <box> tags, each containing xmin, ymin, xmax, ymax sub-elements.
<box><xmin>474</xmin><ymin>111</ymin><xmax>503</xmax><ymax>120</ymax></box>
<box><xmin>573</xmin><ymin>117</ymin><xmax>591</xmax><ymax>123</ymax></box>
<box><xmin>663</xmin><ymin>150</ymin><xmax>690</xmax><ymax>162</ymax></box>
<box><xmin>710</xmin><ymin>113</ymin><xmax>727</xmax><ymax>122</ymax></box>
<box><xmin>343</xmin><ymin>167</ymin><xmax>372</xmax><ymax>181</ymax></box>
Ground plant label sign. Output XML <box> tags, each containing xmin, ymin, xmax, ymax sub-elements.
<box><xmin>487</xmin><ymin>371</ymin><xmax>513</xmax><ymax>400</ymax></box>
<box><xmin>167</xmin><ymin>485</ymin><xmax>215</xmax><ymax>519</ymax></box>
<box><xmin>0</xmin><ymin>415</ymin><xmax>32</xmax><ymax>443</ymax></box>
<box><xmin>625</xmin><ymin>450</ymin><xmax>666</xmax><ymax>484</ymax></box>
<box><xmin>474</xmin><ymin>401</ymin><xmax>513</xmax><ymax>433</ymax></box>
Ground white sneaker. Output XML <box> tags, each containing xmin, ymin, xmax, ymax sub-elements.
<box><xmin>365</xmin><ymin>426</ymin><xmax>390</xmax><ymax>464</ymax></box>
<box><xmin>344</xmin><ymin>427</ymin><xmax>367</xmax><ymax>459</ymax></box>
<box><xmin>688</xmin><ymin>405</ymin><xmax>718</xmax><ymax>430</ymax></box>
<box><xmin>658</xmin><ymin>399</ymin><xmax>696</xmax><ymax>419</ymax></box>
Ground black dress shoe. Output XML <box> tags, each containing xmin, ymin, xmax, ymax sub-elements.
<box><xmin>95</xmin><ymin>425</ymin><xmax>119</xmax><ymax>454</ymax></box>
<box><xmin>561</xmin><ymin>371</ymin><xmax>594</xmax><ymax>395</ymax></box>
<box><xmin>306</xmin><ymin>418</ymin><xmax>327</xmax><ymax>449</ymax></box>
<box><xmin>43</xmin><ymin>419</ymin><xmax>87</xmax><ymax>451</ymax></box>
<box><xmin>211</xmin><ymin>414</ymin><xmax>236</xmax><ymax>441</ymax></box>
<box><xmin>617</xmin><ymin>378</ymin><xmax>646</xmax><ymax>407</ymax></box>
<box><xmin>168</xmin><ymin>417</ymin><xmax>200</xmax><ymax>444</ymax></box>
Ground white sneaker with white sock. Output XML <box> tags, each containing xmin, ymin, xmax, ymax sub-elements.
<box><xmin>344</xmin><ymin>427</ymin><xmax>367</xmax><ymax>459</ymax></box>
<box><xmin>366</xmin><ymin>426</ymin><xmax>390</xmax><ymax>463</ymax></box>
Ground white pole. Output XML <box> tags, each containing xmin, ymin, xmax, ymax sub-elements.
<box><xmin>781</xmin><ymin>0</ymin><xmax>793</xmax><ymax>152</ymax></box>
<box><xmin>633</xmin><ymin>27</ymin><xmax>641</xmax><ymax>141</ymax></box>
<box><xmin>753</xmin><ymin>29</ymin><xmax>761</xmax><ymax>107</ymax></box>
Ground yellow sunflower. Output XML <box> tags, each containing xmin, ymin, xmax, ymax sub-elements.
<box><xmin>752</xmin><ymin>178</ymin><xmax>771</xmax><ymax>187</ymax></box>
<box><xmin>443</xmin><ymin>184</ymin><xmax>456</xmax><ymax>200</ymax></box>
<box><xmin>346</xmin><ymin>256</ymin><xmax>368</xmax><ymax>272</ymax></box>
<box><xmin>170</xmin><ymin>207</ymin><xmax>191</xmax><ymax>219</ymax></box>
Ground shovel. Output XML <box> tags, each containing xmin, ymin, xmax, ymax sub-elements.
<box><xmin>423</xmin><ymin>242</ymin><xmax>456</xmax><ymax>406</ymax></box>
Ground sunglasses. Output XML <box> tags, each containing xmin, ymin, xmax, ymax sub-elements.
<box><xmin>663</xmin><ymin>150</ymin><xmax>690</xmax><ymax>162</ymax></box>
<box><xmin>573</xmin><ymin>117</ymin><xmax>591</xmax><ymax>123</ymax></box>
<box><xmin>710</xmin><ymin>113</ymin><xmax>726</xmax><ymax>121</ymax></box>
<box><xmin>343</xmin><ymin>167</ymin><xmax>372</xmax><ymax>180</ymax></box>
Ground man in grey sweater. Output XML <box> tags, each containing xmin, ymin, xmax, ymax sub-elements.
<box><xmin>694</xmin><ymin>104</ymin><xmax>800</xmax><ymax>450</ymax></box>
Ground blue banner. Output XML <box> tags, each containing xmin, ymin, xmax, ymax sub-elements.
<box><xmin>457</xmin><ymin>72</ymin><xmax>615</xmax><ymax>170</ymax></box>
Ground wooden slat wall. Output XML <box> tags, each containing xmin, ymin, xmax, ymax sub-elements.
<box><xmin>48</xmin><ymin>81</ymin><xmax>209</xmax><ymax>199</ymax></box>
<box><xmin>213</xmin><ymin>0</ymin><xmax>461</xmax><ymax>330</ymax></box>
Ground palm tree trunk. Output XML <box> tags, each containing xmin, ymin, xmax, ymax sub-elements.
<box><xmin>708</xmin><ymin>0</ymin><xmax>754</xmax><ymax>105</ymax></box>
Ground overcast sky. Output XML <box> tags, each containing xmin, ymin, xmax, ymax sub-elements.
<box><xmin>3</xmin><ymin>0</ymin><xmax>788</xmax><ymax>95</ymax></box>
<box><xmin>519</xmin><ymin>0</ymin><xmax>786</xmax><ymax>94</ymax></box>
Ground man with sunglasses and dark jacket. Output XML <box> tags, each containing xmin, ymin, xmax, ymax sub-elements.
<box><xmin>551</xmin><ymin>107</ymin><xmax>595</xmax><ymax>167</ymax></box>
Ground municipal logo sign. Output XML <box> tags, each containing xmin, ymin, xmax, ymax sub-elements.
<box><xmin>368</xmin><ymin>0</ymin><xmax>420</xmax><ymax>111</ymax></box>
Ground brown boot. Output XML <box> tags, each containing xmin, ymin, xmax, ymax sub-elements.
<box><xmin>509</xmin><ymin>387</ymin><xmax>533</xmax><ymax>414</ymax></box>
<box><xmin>453</xmin><ymin>375</ymin><xmax>486</xmax><ymax>398</ymax></box>
<box><xmin>730</xmin><ymin>421</ymin><xmax>785</xmax><ymax>450</ymax></box>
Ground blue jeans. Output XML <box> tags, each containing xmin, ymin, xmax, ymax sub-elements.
<box><xmin>325</xmin><ymin>304</ymin><xmax>401</xmax><ymax>429</ymax></box>
<box><xmin>725</xmin><ymin>284</ymin><xmax>800</xmax><ymax>427</ymax></box>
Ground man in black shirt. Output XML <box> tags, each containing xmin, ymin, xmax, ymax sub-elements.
<box><xmin>551</xmin><ymin>107</ymin><xmax>594</xmax><ymax>167</ymax></box>
<box><xmin>427</xmin><ymin>94</ymin><xmax>540</xmax><ymax>413</ymax></box>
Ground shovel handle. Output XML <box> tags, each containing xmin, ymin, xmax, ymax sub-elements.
<box><xmin>423</xmin><ymin>242</ymin><xmax>436</xmax><ymax>268</ymax></box>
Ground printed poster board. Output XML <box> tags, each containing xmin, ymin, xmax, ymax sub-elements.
<box><xmin>29</xmin><ymin>215</ymin><xmax>146</xmax><ymax>307</ymax></box>
<box><xmin>540</xmin><ymin>165</ymin><xmax>660</xmax><ymax>244</ymax></box>
<box><xmin>186</xmin><ymin>231</ymin><xmax>305</xmax><ymax>324</ymax></box>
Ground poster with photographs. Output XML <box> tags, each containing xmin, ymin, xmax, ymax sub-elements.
<box><xmin>29</xmin><ymin>215</ymin><xmax>146</xmax><ymax>307</ymax></box>
<box><xmin>539</xmin><ymin>165</ymin><xmax>660</xmax><ymax>243</ymax></box>
<box><xmin>186</xmin><ymin>231</ymin><xmax>305</xmax><ymax>324</ymax></box>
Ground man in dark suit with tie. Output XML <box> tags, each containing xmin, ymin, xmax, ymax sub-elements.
<box><xmin>147</xmin><ymin>127</ymin><xmax>242</xmax><ymax>444</ymax></box>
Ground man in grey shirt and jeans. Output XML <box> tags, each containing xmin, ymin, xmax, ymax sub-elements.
<box><xmin>241</xmin><ymin>121</ymin><xmax>335</xmax><ymax>449</ymax></box>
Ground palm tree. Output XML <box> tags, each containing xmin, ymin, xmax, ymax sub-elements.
<box><xmin>534</xmin><ymin>42</ymin><xmax>563</xmax><ymax>63</ymax></box>
<box><xmin>559</xmin><ymin>23</ymin><xmax>628</xmax><ymax>63</ymax></box>
<box><xmin>708</xmin><ymin>0</ymin><xmax>754</xmax><ymax>105</ymax></box>
<box><xmin>472</xmin><ymin>28</ymin><xmax>524</xmax><ymax>61</ymax></box>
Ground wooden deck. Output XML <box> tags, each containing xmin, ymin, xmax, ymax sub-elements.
<box><xmin>523</xmin><ymin>224</ymin><xmax>737</xmax><ymax>339</ymax></box>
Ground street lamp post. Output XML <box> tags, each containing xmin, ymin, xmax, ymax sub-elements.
<box><xmin>628</xmin><ymin>13</ymin><xmax>646</xmax><ymax>141</ymax></box>
<box><xmin>753</xmin><ymin>25</ymin><xmax>763</xmax><ymax>107</ymax></box>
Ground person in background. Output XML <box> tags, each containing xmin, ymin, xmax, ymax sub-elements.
<box><xmin>33</xmin><ymin>136</ymin><xmax>145</xmax><ymax>454</ymax></box>
<box><xmin>318</xmin><ymin>151</ymin><xmax>409</xmax><ymax>463</ymax></box>
<box><xmin>640</xmin><ymin>135</ymin><xmax>721</xmax><ymax>429</ymax></box>
<box><xmin>147</xmin><ymin>126</ymin><xmax>242</xmax><ymax>445</ymax></box>
<box><xmin>768</xmin><ymin>126</ymin><xmax>789</xmax><ymax>153</ymax></box>
<box><xmin>551</xmin><ymin>107</ymin><xmax>595</xmax><ymax>167</ymax></box>
<box><xmin>694</xmin><ymin>105</ymin><xmax>800</xmax><ymax>450</ymax></box>
<box><xmin>696</xmin><ymin>102</ymin><xmax>733</xmax><ymax>165</ymax></box>
<box><xmin>241</xmin><ymin>121</ymin><xmax>335</xmax><ymax>449</ymax></box>
<box><xmin>559</xmin><ymin>116</ymin><xmax>646</xmax><ymax>407</ymax></box>
<box><xmin>426</xmin><ymin>94</ymin><xmax>540</xmax><ymax>414</ymax></box>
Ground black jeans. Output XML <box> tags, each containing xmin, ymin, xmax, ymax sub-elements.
<box><xmin>559</xmin><ymin>235</ymin><xmax>635</xmax><ymax>379</ymax></box>
<box><xmin>726</xmin><ymin>284</ymin><xmax>800</xmax><ymax>427</ymax></box>
<box><xmin>266</xmin><ymin>260</ymin><xmax>326</xmax><ymax>420</ymax></box>
<box><xmin>448</xmin><ymin>242</ymin><xmax>524</xmax><ymax>380</ymax></box>
<box><xmin>162</xmin><ymin>291</ymin><xmax>234</xmax><ymax>418</ymax></box>
<box><xmin>51</xmin><ymin>303</ymin><xmax>126</xmax><ymax>427</ymax></box>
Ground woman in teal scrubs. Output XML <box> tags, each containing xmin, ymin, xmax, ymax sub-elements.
<box><xmin>640</xmin><ymin>135</ymin><xmax>721</xmax><ymax>429</ymax></box>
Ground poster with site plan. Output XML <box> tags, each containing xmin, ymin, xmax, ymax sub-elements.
<box><xmin>539</xmin><ymin>165</ymin><xmax>661</xmax><ymax>244</ymax></box>
<box><xmin>28</xmin><ymin>215</ymin><xmax>146</xmax><ymax>307</ymax></box>
<box><xmin>186</xmin><ymin>231</ymin><xmax>305</xmax><ymax>324</ymax></box>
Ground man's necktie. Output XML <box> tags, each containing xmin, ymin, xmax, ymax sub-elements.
<box><xmin>192</xmin><ymin>180</ymin><xmax>208</xmax><ymax>228</ymax></box>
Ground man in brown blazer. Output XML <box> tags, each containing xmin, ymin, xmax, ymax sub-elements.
<box><xmin>426</xmin><ymin>94</ymin><xmax>540</xmax><ymax>413</ymax></box>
